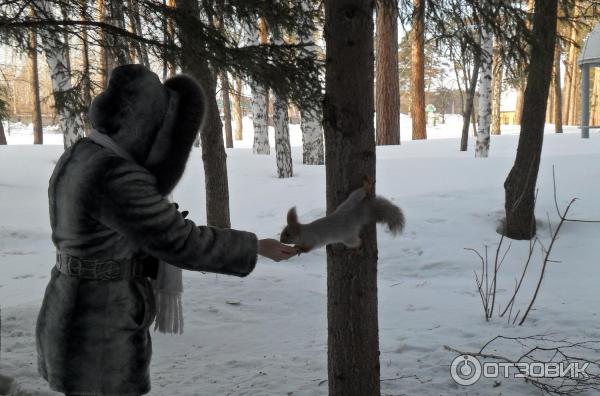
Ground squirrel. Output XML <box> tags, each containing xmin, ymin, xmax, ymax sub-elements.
<box><xmin>279</xmin><ymin>178</ymin><xmax>405</xmax><ymax>253</ymax></box>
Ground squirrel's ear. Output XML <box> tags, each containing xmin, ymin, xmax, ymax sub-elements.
<box><xmin>287</xmin><ymin>207</ymin><xmax>298</xmax><ymax>225</ymax></box>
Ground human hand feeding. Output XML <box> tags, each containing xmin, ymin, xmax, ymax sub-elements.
<box><xmin>258</xmin><ymin>238</ymin><xmax>298</xmax><ymax>261</ymax></box>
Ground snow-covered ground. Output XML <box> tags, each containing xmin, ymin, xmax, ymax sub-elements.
<box><xmin>1</xmin><ymin>118</ymin><xmax>600</xmax><ymax>395</ymax></box>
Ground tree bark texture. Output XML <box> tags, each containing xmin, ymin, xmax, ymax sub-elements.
<box><xmin>411</xmin><ymin>0</ymin><xmax>426</xmax><ymax>140</ymax></box>
<box><xmin>273</xmin><ymin>95</ymin><xmax>293</xmax><ymax>178</ymax></box>
<box><xmin>176</xmin><ymin>0</ymin><xmax>231</xmax><ymax>229</ymax></box>
<box><xmin>29</xmin><ymin>15</ymin><xmax>43</xmax><ymax>145</ymax></box>
<box><xmin>232</xmin><ymin>77</ymin><xmax>243</xmax><ymax>140</ymax></box>
<box><xmin>323</xmin><ymin>1</ymin><xmax>380</xmax><ymax>395</ymax></box>
<box><xmin>553</xmin><ymin>42</ymin><xmax>563</xmax><ymax>133</ymax></box>
<box><xmin>221</xmin><ymin>72</ymin><xmax>234</xmax><ymax>148</ymax></box>
<box><xmin>460</xmin><ymin>56</ymin><xmax>480</xmax><ymax>151</ymax></box>
<box><xmin>375</xmin><ymin>0</ymin><xmax>400</xmax><ymax>145</ymax></box>
<box><xmin>476</xmin><ymin>25</ymin><xmax>493</xmax><ymax>157</ymax></box>
<box><xmin>491</xmin><ymin>38</ymin><xmax>503</xmax><ymax>135</ymax></box>
<box><xmin>504</xmin><ymin>0</ymin><xmax>558</xmax><ymax>240</ymax></box>
<box><xmin>35</xmin><ymin>0</ymin><xmax>85</xmax><ymax>148</ymax></box>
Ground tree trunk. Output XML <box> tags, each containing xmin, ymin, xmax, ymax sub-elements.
<box><xmin>232</xmin><ymin>77</ymin><xmax>243</xmax><ymax>140</ymax></box>
<box><xmin>460</xmin><ymin>56</ymin><xmax>480</xmax><ymax>151</ymax></box>
<box><xmin>411</xmin><ymin>0</ymin><xmax>426</xmax><ymax>140</ymax></box>
<box><xmin>35</xmin><ymin>0</ymin><xmax>85</xmax><ymax>148</ymax></box>
<box><xmin>567</xmin><ymin>43</ymin><xmax>581</xmax><ymax>126</ymax></box>
<box><xmin>104</xmin><ymin>0</ymin><xmax>131</xmax><ymax>81</ymax></box>
<box><xmin>513</xmin><ymin>0</ymin><xmax>535</xmax><ymax>125</ymax></box>
<box><xmin>301</xmin><ymin>108</ymin><xmax>325</xmax><ymax>165</ymax></box>
<box><xmin>273</xmin><ymin>95</ymin><xmax>293</xmax><ymax>178</ymax></box>
<box><xmin>491</xmin><ymin>38</ymin><xmax>503</xmax><ymax>135</ymax></box>
<box><xmin>323</xmin><ymin>0</ymin><xmax>379</xmax><ymax>395</ymax></box>
<box><xmin>504</xmin><ymin>0</ymin><xmax>558</xmax><ymax>240</ymax></box>
<box><xmin>127</xmin><ymin>0</ymin><xmax>150</xmax><ymax>67</ymax></box>
<box><xmin>176</xmin><ymin>0</ymin><xmax>230</xmax><ymax>228</ymax></box>
<box><xmin>0</xmin><ymin>121</ymin><xmax>6</xmax><ymax>145</ymax></box>
<box><xmin>546</xmin><ymin>75</ymin><xmax>554</xmax><ymax>123</ymax></box>
<box><xmin>475</xmin><ymin>25</ymin><xmax>493</xmax><ymax>157</ymax></box>
<box><xmin>81</xmin><ymin>0</ymin><xmax>92</xmax><ymax>135</ymax></box>
<box><xmin>553</xmin><ymin>42</ymin><xmax>563</xmax><ymax>133</ymax></box>
<box><xmin>28</xmin><ymin>12</ymin><xmax>43</xmax><ymax>145</ymax></box>
<box><xmin>299</xmin><ymin>1</ymin><xmax>325</xmax><ymax>163</ymax></box>
<box><xmin>221</xmin><ymin>72</ymin><xmax>234</xmax><ymax>148</ymax></box>
<box><xmin>375</xmin><ymin>0</ymin><xmax>400</xmax><ymax>145</ymax></box>
<box><xmin>247</xmin><ymin>20</ymin><xmax>270</xmax><ymax>154</ymax></box>
<box><xmin>563</xmin><ymin>20</ymin><xmax>577</xmax><ymax>124</ymax></box>
<box><xmin>98</xmin><ymin>0</ymin><xmax>108</xmax><ymax>88</ymax></box>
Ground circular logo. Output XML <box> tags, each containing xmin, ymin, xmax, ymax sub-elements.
<box><xmin>450</xmin><ymin>355</ymin><xmax>482</xmax><ymax>386</ymax></box>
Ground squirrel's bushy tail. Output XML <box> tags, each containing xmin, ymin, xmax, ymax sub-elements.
<box><xmin>370</xmin><ymin>196</ymin><xmax>405</xmax><ymax>234</ymax></box>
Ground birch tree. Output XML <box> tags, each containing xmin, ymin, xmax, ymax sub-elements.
<box><xmin>34</xmin><ymin>0</ymin><xmax>84</xmax><ymax>148</ymax></box>
<box><xmin>249</xmin><ymin>19</ymin><xmax>270</xmax><ymax>155</ymax></box>
<box><xmin>273</xmin><ymin>95</ymin><xmax>293</xmax><ymax>178</ymax></box>
<box><xmin>299</xmin><ymin>1</ymin><xmax>324</xmax><ymax>164</ymax></box>
<box><xmin>475</xmin><ymin>24</ymin><xmax>493</xmax><ymax>157</ymax></box>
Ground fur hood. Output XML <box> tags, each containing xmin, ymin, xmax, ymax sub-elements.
<box><xmin>89</xmin><ymin>64</ymin><xmax>205</xmax><ymax>194</ymax></box>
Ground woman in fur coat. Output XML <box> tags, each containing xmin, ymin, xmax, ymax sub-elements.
<box><xmin>36</xmin><ymin>64</ymin><xmax>297</xmax><ymax>396</ymax></box>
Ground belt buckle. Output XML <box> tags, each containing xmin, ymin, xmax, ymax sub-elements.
<box><xmin>98</xmin><ymin>260</ymin><xmax>121</xmax><ymax>281</ymax></box>
<box><xmin>69</xmin><ymin>257</ymin><xmax>82</xmax><ymax>277</ymax></box>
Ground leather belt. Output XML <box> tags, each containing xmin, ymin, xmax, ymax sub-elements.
<box><xmin>55</xmin><ymin>252</ymin><xmax>158</xmax><ymax>280</ymax></box>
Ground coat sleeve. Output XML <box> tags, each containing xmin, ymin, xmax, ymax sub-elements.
<box><xmin>97</xmin><ymin>157</ymin><xmax>258</xmax><ymax>277</ymax></box>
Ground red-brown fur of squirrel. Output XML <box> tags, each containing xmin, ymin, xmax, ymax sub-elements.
<box><xmin>279</xmin><ymin>179</ymin><xmax>405</xmax><ymax>252</ymax></box>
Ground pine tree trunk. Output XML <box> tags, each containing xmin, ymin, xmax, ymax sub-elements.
<box><xmin>476</xmin><ymin>25</ymin><xmax>493</xmax><ymax>157</ymax></box>
<box><xmin>504</xmin><ymin>0</ymin><xmax>558</xmax><ymax>240</ymax></box>
<box><xmin>491</xmin><ymin>38</ymin><xmax>503</xmax><ymax>135</ymax></box>
<box><xmin>546</xmin><ymin>77</ymin><xmax>555</xmax><ymax>123</ymax></box>
<box><xmin>411</xmin><ymin>0</ymin><xmax>426</xmax><ymax>140</ymax></box>
<box><xmin>104</xmin><ymin>0</ymin><xmax>130</xmax><ymax>80</ymax></box>
<box><xmin>513</xmin><ymin>0</ymin><xmax>535</xmax><ymax>126</ymax></box>
<box><xmin>98</xmin><ymin>0</ymin><xmax>108</xmax><ymax>89</ymax></box>
<box><xmin>375</xmin><ymin>0</ymin><xmax>400</xmax><ymax>145</ymax></box>
<box><xmin>176</xmin><ymin>0</ymin><xmax>230</xmax><ymax>228</ymax></box>
<box><xmin>35</xmin><ymin>0</ymin><xmax>85</xmax><ymax>148</ymax></box>
<box><xmin>592</xmin><ymin>69</ymin><xmax>600</xmax><ymax>126</ymax></box>
<box><xmin>568</xmin><ymin>43</ymin><xmax>581</xmax><ymax>126</ymax></box>
<box><xmin>81</xmin><ymin>0</ymin><xmax>92</xmax><ymax>135</ymax></box>
<box><xmin>273</xmin><ymin>95</ymin><xmax>293</xmax><ymax>178</ymax></box>
<box><xmin>323</xmin><ymin>0</ymin><xmax>379</xmax><ymax>394</ymax></box>
<box><xmin>554</xmin><ymin>42</ymin><xmax>563</xmax><ymax>133</ymax></box>
<box><xmin>232</xmin><ymin>77</ymin><xmax>243</xmax><ymax>140</ymax></box>
<box><xmin>460</xmin><ymin>56</ymin><xmax>480</xmax><ymax>151</ymax></box>
<box><xmin>29</xmin><ymin>15</ymin><xmax>43</xmax><ymax>145</ymax></box>
<box><xmin>563</xmin><ymin>22</ymin><xmax>577</xmax><ymax>124</ymax></box>
<box><xmin>127</xmin><ymin>0</ymin><xmax>150</xmax><ymax>67</ymax></box>
<box><xmin>221</xmin><ymin>72</ymin><xmax>234</xmax><ymax>149</ymax></box>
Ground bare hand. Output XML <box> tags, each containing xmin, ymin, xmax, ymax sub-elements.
<box><xmin>258</xmin><ymin>239</ymin><xmax>298</xmax><ymax>262</ymax></box>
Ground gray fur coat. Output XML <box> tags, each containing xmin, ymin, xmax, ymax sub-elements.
<box><xmin>36</xmin><ymin>65</ymin><xmax>258</xmax><ymax>395</ymax></box>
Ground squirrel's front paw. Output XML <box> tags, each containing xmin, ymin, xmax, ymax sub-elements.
<box><xmin>295</xmin><ymin>245</ymin><xmax>312</xmax><ymax>255</ymax></box>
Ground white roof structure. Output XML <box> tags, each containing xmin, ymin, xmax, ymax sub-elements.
<box><xmin>579</xmin><ymin>23</ymin><xmax>600</xmax><ymax>66</ymax></box>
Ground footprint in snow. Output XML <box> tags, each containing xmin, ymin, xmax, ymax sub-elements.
<box><xmin>12</xmin><ymin>274</ymin><xmax>34</xmax><ymax>279</ymax></box>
